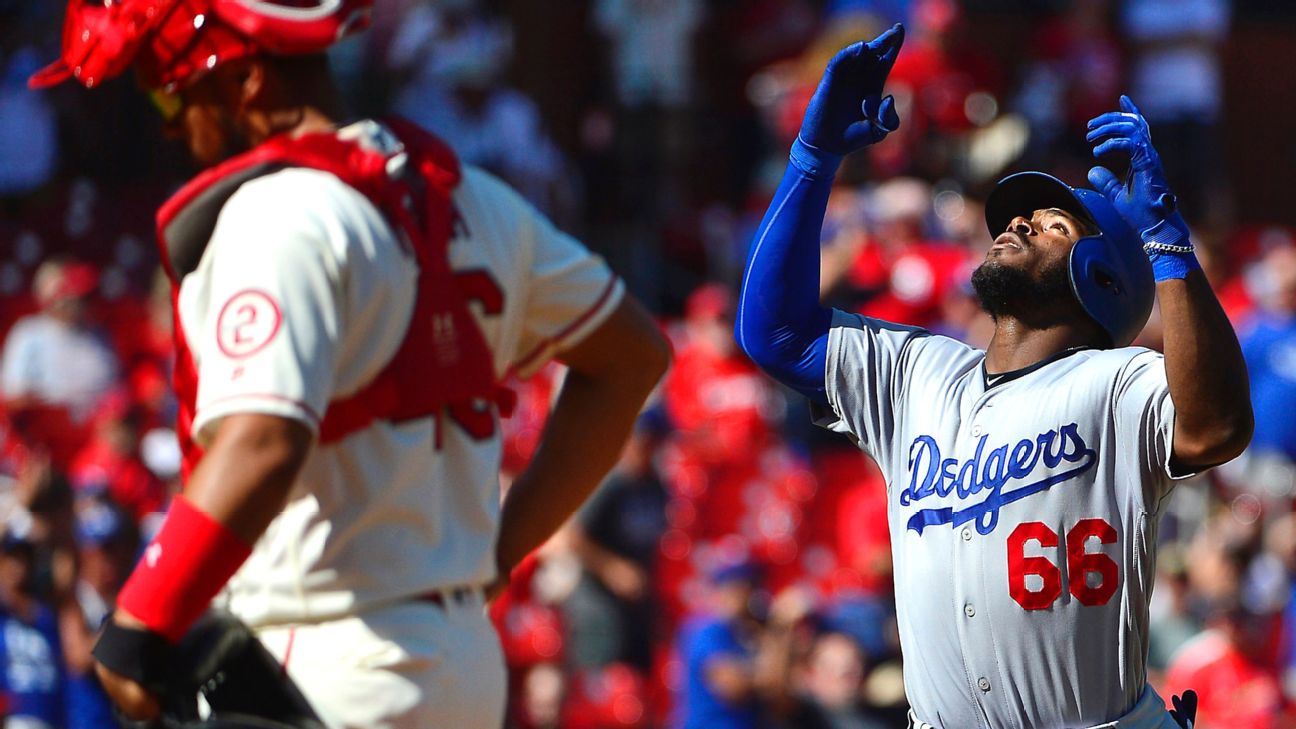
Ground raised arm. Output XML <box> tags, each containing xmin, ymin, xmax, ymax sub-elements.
<box><xmin>1087</xmin><ymin>96</ymin><xmax>1253</xmax><ymax>469</ymax></box>
<box><xmin>735</xmin><ymin>24</ymin><xmax>905</xmax><ymax>405</ymax></box>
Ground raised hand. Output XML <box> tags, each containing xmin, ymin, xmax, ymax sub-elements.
<box><xmin>798</xmin><ymin>23</ymin><xmax>905</xmax><ymax>157</ymax></box>
<box><xmin>1084</xmin><ymin>95</ymin><xmax>1190</xmax><ymax>249</ymax></box>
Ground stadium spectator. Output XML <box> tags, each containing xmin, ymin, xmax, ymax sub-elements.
<box><xmin>777</xmin><ymin>630</ymin><xmax>891</xmax><ymax>729</ymax></box>
<box><xmin>663</xmin><ymin>283</ymin><xmax>781</xmax><ymax>469</ymax></box>
<box><xmin>1146</xmin><ymin>550</ymin><xmax>1201</xmax><ymax>678</ymax></box>
<box><xmin>569</xmin><ymin>410</ymin><xmax>672</xmax><ymax>671</ymax></box>
<box><xmin>60</xmin><ymin>500</ymin><xmax>138</xmax><ymax>729</ymax></box>
<box><xmin>68</xmin><ymin>395</ymin><xmax>166</xmax><ymax>522</ymax></box>
<box><xmin>0</xmin><ymin>530</ymin><xmax>64</xmax><ymax>729</ymax></box>
<box><xmin>1011</xmin><ymin>0</ymin><xmax>1122</xmax><ymax>166</ymax></box>
<box><xmin>1239</xmin><ymin>244</ymin><xmax>1296</xmax><ymax>464</ymax></box>
<box><xmin>675</xmin><ymin>562</ymin><xmax>768</xmax><ymax>729</ymax></box>
<box><xmin>1</xmin><ymin>260</ymin><xmax>117</xmax><ymax>467</ymax></box>
<box><xmin>0</xmin><ymin>6</ymin><xmax>58</xmax><ymax>199</ymax></box>
<box><xmin>387</xmin><ymin>1</ymin><xmax>567</xmax><ymax>214</ymax></box>
<box><xmin>1164</xmin><ymin>598</ymin><xmax>1291</xmax><ymax>729</ymax></box>
<box><xmin>1120</xmin><ymin>0</ymin><xmax>1231</xmax><ymax>221</ymax></box>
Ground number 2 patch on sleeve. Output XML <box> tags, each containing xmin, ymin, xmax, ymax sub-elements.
<box><xmin>216</xmin><ymin>290</ymin><xmax>283</xmax><ymax>359</ymax></box>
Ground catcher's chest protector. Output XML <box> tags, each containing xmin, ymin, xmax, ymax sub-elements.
<box><xmin>156</xmin><ymin>119</ymin><xmax>502</xmax><ymax>478</ymax></box>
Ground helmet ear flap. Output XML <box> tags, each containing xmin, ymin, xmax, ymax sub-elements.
<box><xmin>1069</xmin><ymin>233</ymin><xmax>1151</xmax><ymax>348</ymax></box>
<box><xmin>1069</xmin><ymin>235</ymin><xmax>1110</xmax><ymax>333</ymax></box>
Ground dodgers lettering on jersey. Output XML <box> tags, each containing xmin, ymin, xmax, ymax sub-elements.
<box><xmin>902</xmin><ymin>423</ymin><xmax>1097</xmax><ymax>536</ymax></box>
<box><xmin>817</xmin><ymin>310</ymin><xmax>1190</xmax><ymax>729</ymax></box>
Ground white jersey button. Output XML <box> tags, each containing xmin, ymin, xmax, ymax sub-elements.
<box><xmin>964</xmin><ymin>604</ymin><xmax>975</xmax><ymax>618</ymax></box>
<box><xmin>978</xmin><ymin>677</ymin><xmax>991</xmax><ymax>692</ymax></box>
<box><xmin>961</xmin><ymin>528</ymin><xmax>972</xmax><ymax>541</ymax></box>
<box><xmin>972</xmin><ymin>424</ymin><xmax>982</xmax><ymax>436</ymax></box>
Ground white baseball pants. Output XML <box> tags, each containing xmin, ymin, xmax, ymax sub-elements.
<box><xmin>255</xmin><ymin>594</ymin><xmax>507</xmax><ymax>728</ymax></box>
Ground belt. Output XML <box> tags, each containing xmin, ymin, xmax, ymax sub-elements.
<box><xmin>419</xmin><ymin>587</ymin><xmax>481</xmax><ymax>609</ymax></box>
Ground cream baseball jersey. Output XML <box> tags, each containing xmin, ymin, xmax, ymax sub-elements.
<box><xmin>817</xmin><ymin>310</ymin><xmax>1189</xmax><ymax>729</ymax></box>
<box><xmin>175</xmin><ymin>121</ymin><xmax>623</xmax><ymax>628</ymax></box>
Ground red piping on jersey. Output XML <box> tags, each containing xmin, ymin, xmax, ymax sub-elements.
<box><xmin>510</xmin><ymin>275</ymin><xmax>619</xmax><ymax>376</ymax></box>
<box><xmin>156</xmin><ymin>118</ymin><xmax>507</xmax><ymax>478</ymax></box>
<box><xmin>281</xmin><ymin>628</ymin><xmax>296</xmax><ymax>675</ymax></box>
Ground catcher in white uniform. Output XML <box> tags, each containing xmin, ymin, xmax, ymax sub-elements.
<box><xmin>736</xmin><ymin>25</ymin><xmax>1250</xmax><ymax>729</ymax></box>
<box><xmin>31</xmin><ymin>1</ymin><xmax>670</xmax><ymax>727</ymax></box>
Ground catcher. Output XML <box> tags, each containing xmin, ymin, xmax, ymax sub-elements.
<box><xmin>31</xmin><ymin>1</ymin><xmax>670</xmax><ymax>726</ymax></box>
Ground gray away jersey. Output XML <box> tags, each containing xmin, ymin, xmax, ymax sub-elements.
<box><xmin>817</xmin><ymin>310</ymin><xmax>1190</xmax><ymax>729</ymax></box>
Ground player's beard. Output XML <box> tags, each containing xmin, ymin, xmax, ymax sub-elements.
<box><xmin>970</xmin><ymin>255</ymin><xmax>1073</xmax><ymax>320</ymax></box>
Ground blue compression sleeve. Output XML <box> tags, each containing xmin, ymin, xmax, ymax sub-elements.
<box><xmin>735</xmin><ymin>138</ymin><xmax>840</xmax><ymax>405</ymax></box>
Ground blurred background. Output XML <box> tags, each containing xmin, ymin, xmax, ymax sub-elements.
<box><xmin>1</xmin><ymin>0</ymin><xmax>1295</xmax><ymax>727</ymax></box>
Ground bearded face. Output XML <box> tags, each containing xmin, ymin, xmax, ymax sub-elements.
<box><xmin>970</xmin><ymin>252</ymin><xmax>1074</xmax><ymax>320</ymax></box>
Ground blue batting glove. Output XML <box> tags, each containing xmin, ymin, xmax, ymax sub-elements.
<box><xmin>1085</xmin><ymin>95</ymin><xmax>1198</xmax><ymax>281</ymax></box>
<box><xmin>792</xmin><ymin>23</ymin><xmax>905</xmax><ymax>178</ymax></box>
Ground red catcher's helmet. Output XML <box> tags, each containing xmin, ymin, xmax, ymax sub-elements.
<box><xmin>29</xmin><ymin>0</ymin><xmax>373</xmax><ymax>92</ymax></box>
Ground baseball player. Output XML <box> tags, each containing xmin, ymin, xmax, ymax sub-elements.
<box><xmin>736</xmin><ymin>24</ymin><xmax>1251</xmax><ymax>729</ymax></box>
<box><xmin>30</xmin><ymin>1</ymin><xmax>670</xmax><ymax>727</ymax></box>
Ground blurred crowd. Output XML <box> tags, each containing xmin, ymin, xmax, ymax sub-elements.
<box><xmin>1</xmin><ymin>0</ymin><xmax>1296</xmax><ymax>727</ymax></box>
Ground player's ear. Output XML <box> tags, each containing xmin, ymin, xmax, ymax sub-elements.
<box><xmin>231</xmin><ymin>58</ymin><xmax>267</xmax><ymax>111</ymax></box>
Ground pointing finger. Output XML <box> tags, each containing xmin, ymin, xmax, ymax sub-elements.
<box><xmin>1085</xmin><ymin>121</ymin><xmax>1138</xmax><ymax>143</ymax></box>
<box><xmin>1092</xmin><ymin>138</ymin><xmax>1132</xmax><ymax>158</ymax></box>
<box><xmin>1119</xmin><ymin>94</ymin><xmax>1143</xmax><ymax>117</ymax></box>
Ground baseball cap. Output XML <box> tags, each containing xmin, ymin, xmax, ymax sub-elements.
<box><xmin>710</xmin><ymin>560</ymin><xmax>762</xmax><ymax>587</ymax></box>
<box><xmin>33</xmin><ymin>260</ymin><xmax>98</xmax><ymax>306</ymax></box>
<box><xmin>75</xmin><ymin>501</ymin><xmax>130</xmax><ymax>547</ymax></box>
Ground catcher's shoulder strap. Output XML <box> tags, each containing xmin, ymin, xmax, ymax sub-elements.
<box><xmin>154</xmin><ymin>118</ymin><xmax>461</xmax><ymax>280</ymax></box>
<box><xmin>158</xmin><ymin>119</ymin><xmax>504</xmax><ymax>460</ymax></box>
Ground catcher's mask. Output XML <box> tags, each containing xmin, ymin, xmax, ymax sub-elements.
<box><xmin>29</xmin><ymin>0</ymin><xmax>372</xmax><ymax>93</ymax></box>
<box><xmin>984</xmin><ymin>171</ymin><xmax>1154</xmax><ymax>348</ymax></box>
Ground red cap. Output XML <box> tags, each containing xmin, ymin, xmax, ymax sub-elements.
<box><xmin>34</xmin><ymin>261</ymin><xmax>99</xmax><ymax>305</ymax></box>
<box><xmin>685</xmin><ymin>283</ymin><xmax>736</xmax><ymax>322</ymax></box>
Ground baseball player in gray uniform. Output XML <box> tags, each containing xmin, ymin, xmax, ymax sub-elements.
<box><xmin>735</xmin><ymin>25</ymin><xmax>1251</xmax><ymax>729</ymax></box>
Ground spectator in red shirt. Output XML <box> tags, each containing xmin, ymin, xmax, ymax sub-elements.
<box><xmin>664</xmin><ymin>284</ymin><xmax>781</xmax><ymax>468</ymax></box>
<box><xmin>1</xmin><ymin>260</ymin><xmax>118</xmax><ymax>468</ymax></box>
<box><xmin>68</xmin><ymin>395</ymin><xmax>166</xmax><ymax>522</ymax></box>
<box><xmin>1164</xmin><ymin>600</ymin><xmax>1293</xmax><ymax>729</ymax></box>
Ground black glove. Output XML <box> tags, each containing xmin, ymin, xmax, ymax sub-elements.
<box><xmin>99</xmin><ymin>611</ymin><xmax>325</xmax><ymax>729</ymax></box>
<box><xmin>1169</xmin><ymin>689</ymin><xmax>1198</xmax><ymax>729</ymax></box>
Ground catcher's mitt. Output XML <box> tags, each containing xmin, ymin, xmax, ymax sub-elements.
<box><xmin>116</xmin><ymin>611</ymin><xmax>324</xmax><ymax>729</ymax></box>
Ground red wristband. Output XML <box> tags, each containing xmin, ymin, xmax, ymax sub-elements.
<box><xmin>117</xmin><ymin>496</ymin><xmax>253</xmax><ymax>642</ymax></box>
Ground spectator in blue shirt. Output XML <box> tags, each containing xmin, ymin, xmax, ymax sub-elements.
<box><xmin>676</xmin><ymin>562</ymin><xmax>767</xmax><ymax>729</ymax></box>
<box><xmin>0</xmin><ymin>532</ymin><xmax>65</xmax><ymax>729</ymax></box>
<box><xmin>1240</xmin><ymin>245</ymin><xmax>1296</xmax><ymax>462</ymax></box>
<box><xmin>61</xmin><ymin>500</ymin><xmax>138</xmax><ymax>729</ymax></box>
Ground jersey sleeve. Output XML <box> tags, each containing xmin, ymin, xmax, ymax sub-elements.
<box><xmin>507</xmin><ymin>186</ymin><xmax>624</xmax><ymax>379</ymax></box>
<box><xmin>1113</xmin><ymin>350</ymin><xmax>1195</xmax><ymax>503</ymax></box>
<box><xmin>186</xmin><ymin>173</ymin><xmax>346</xmax><ymax>444</ymax></box>
<box><xmin>815</xmin><ymin>309</ymin><xmax>930</xmax><ymax>462</ymax></box>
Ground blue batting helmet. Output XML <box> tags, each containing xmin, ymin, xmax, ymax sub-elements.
<box><xmin>985</xmin><ymin>172</ymin><xmax>1153</xmax><ymax>348</ymax></box>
